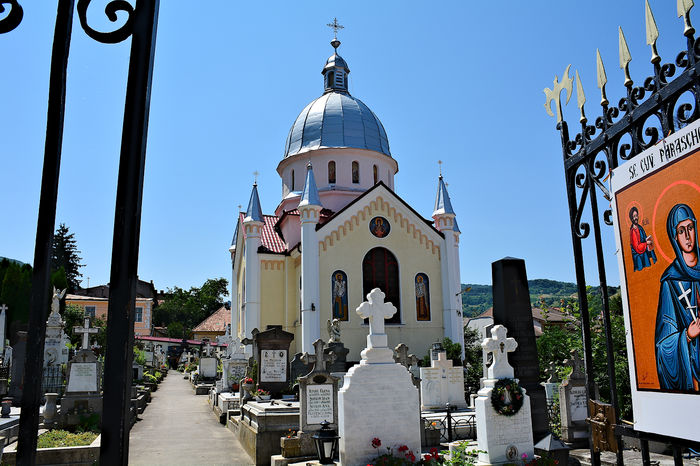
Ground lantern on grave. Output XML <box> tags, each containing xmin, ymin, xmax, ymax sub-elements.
<box><xmin>312</xmin><ymin>420</ymin><xmax>339</xmax><ymax>464</ymax></box>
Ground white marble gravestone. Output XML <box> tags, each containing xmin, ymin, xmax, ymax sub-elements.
<box><xmin>420</xmin><ymin>350</ymin><xmax>466</xmax><ymax>410</ymax></box>
<box><xmin>44</xmin><ymin>289</ymin><xmax>69</xmax><ymax>367</ymax></box>
<box><xmin>338</xmin><ymin>288</ymin><xmax>421</xmax><ymax>466</ymax></box>
<box><xmin>221</xmin><ymin>337</ymin><xmax>248</xmax><ymax>391</ymax></box>
<box><xmin>199</xmin><ymin>357</ymin><xmax>218</xmax><ymax>379</ymax></box>
<box><xmin>475</xmin><ymin>325</ymin><xmax>533</xmax><ymax>465</ymax></box>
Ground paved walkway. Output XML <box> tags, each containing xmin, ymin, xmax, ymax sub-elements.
<box><xmin>129</xmin><ymin>370</ymin><xmax>253</xmax><ymax>465</ymax></box>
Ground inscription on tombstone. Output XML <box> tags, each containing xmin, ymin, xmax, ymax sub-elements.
<box><xmin>245</xmin><ymin>327</ymin><xmax>294</xmax><ymax>397</ymax></box>
<box><xmin>261</xmin><ymin>349</ymin><xmax>287</xmax><ymax>382</ymax></box>
<box><xmin>306</xmin><ymin>384</ymin><xmax>333</xmax><ymax>424</ymax></box>
<box><xmin>559</xmin><ymin>350</ymin><xmax>590</xmax><ymax>445</ymax></box>
<box><xmin>67</xmin><ymin>363</ymin><xmax>98</xmax><ymax>392</ymax></box>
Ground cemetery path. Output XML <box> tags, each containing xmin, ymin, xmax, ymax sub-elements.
<box><xmin>129</xmin><ymin>370</ymin><xmax>253</xmax><ymax>465</ymax></box>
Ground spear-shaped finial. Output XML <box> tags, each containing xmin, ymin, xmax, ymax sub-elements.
<box><xmin>645</xmin><ymin>0</ymin><xmax>661</xmax><ymax>64</ymax></box>
<box><xmin>678</xmin><ymin>0</ymin><xmax>695</xmax><ymax>37</ymax></box>
<box><xmin>596</xmin><ymin>49</ymin><xmax>609</xmax><ymax>106</ymax></box>
<box><xmin>544</xmin><ymin>64</ymin><xmax>574</xmax><ymax>123</ymax></box>
<box><xmin>575</xmin><ymin>70</ymin><xmax>587</xmax><ymax>124</ymax></box>
<box><xmin>619</xmin><ymin>27</ymin><xmax>633</xmax><ymax>87</ymax></box>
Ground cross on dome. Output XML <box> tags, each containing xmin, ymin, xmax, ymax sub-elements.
<box><xmin>326</xmin><ymin>17</ymin><xmax>344</xmax><ymax>40</ymax></box>
<box><xmin>482</xmin><ymin>324</ymin><xmax>517</xmax><ymax>379</ymax></box>
<box><xmin>356</xmin><ymin>288</ymin><xmax>397</xmax><ymax>336</ymax></box>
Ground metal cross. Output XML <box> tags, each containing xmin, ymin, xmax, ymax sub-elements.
<box><xmin>0</xmin><ymin>304</ymin><xmax>7</xmax><ymax>314</ymax></box>
<box><xmin>326</xmin><ymin>18</ymin><xmax>344</xmax><ymax>39</ymax></box>
<box><xmin>677</xmin><ymin>282</ymin><xmax>697</xmax><ymax>320</ymax></box>
<box><xmin>438</xmin><ymin>160</ymin><xmax>442</xmax><ymax>176</ymax></box>
<box><xmin>301</xmin><ymin>338</ymin><xmax>335</xmax><ymax>373</ymax></box>
<box><xmin>356</xmin><ymin>288</ymin><xmax>397</xmax><ymax>335</ymax></box>
<box><xmin>393</xmin><ymin>343</ymin><xmax>418</xmax><ymax>369</ymax></box>
<box><xmin>74</xmin><ymin>316</ymin><xmax>99</xmax><ymax>350</ymax></box>
<box><xmin>253</xmin><ymin>171</ymin><xmax>259</xmax><ymax>185</ymax></box>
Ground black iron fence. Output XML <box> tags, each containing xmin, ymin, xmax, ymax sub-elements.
<box><xmin>41</xmin><ymin>366</ymin><xmax>64</xmax><ymax>397</ymax></box>
<box><xmin>422</xmin><ymin>408</ymin><xmax>476</xmax><ymax>443</ymax></box>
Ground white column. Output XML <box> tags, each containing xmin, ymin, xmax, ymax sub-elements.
<box><xmin>300</xmin><ymin>205</ymin><xmax>321</xmax><ymax>353</ymax></box>
<box><xmin>447</xmin><ymin>229</ymin><xmax>465</xmax><ymax>359</ymax></box>
<box><xmin>243</xmin><ymin>220</ymin><xmax>262</xmax><ymax>338</ymax></box>
<box><xmin>230</xmin><ymin>246</ymin><xmax>239</xmax><ymax>339</ymax></box>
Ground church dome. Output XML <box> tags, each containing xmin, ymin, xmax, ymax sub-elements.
<box><xmin>283</xmin><ymin>40</ymin><xmax>391</xmax><ymax>158</ymax></box>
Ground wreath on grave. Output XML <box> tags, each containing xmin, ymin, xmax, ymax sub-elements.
<box><xmin>491</xmin><ymin>378</ymin><xmax>524</xmax><ymax>416</ymax></box>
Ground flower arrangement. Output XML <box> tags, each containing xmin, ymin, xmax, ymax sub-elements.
<box><xmin>285</xmin><ymin>428</ymin><xmax>297</xmax><ymax>439</ymax></box>
<box><xmin>490</xmin><ymin>378</ymin><xmax>524</xmax><ymax>416</ymax></box>
<box><xmin>367</xmin><ymin>438</ymin><xmax>423</xmax><ymax>465</ymax></box>
<box><xmin>242</xmin><ymin>377</ymin><xmax>254</xmax><ymax>385</ymax></box>
<box><xmin>254</xmin><ymin>388</ymin><xmax>270</xmax><ymax>396</ymax></box>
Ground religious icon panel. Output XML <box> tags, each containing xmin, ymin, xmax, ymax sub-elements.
<box><xmin>331</xmin><ymin>270</ymin><xmax>348</xmax><ymax>321</ymax></box>
<box><xmin>612</xmin><ymin>119</ymin><xmax>700</xmax><ymax>442</ymax></box>
<box><xmin>415</xmin><ymin>273</ymin><xmax>431</xmax><ymax>321</ymax></box>
<box><xmin>369</xmin><ymin>216</ymin><xmax>390</xmax><ymax>238</ymax></box>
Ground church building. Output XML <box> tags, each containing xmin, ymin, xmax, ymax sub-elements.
<box><xmin>229</xmin><ymin>36</ymin><xmax>464</xmax><ymax>361</ymax></box>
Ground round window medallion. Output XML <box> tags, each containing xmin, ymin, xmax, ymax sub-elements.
<box><xmin>369</xmin><ymin>216</ymin><xmax>390</xmax><ymax>238</ymax></box>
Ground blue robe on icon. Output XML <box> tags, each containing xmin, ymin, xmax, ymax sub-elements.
<box><xmin>655</xmin><ymin>204</ymin><xmax>700</xmax><ymax>391</ymax></box>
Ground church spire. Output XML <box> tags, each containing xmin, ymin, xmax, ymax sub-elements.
<box><xmin>299</xmin><ymin>162</ymin><xmax>321</xmax><ymax>207</ymax></box>
<box><xmin>322</xmin><ymin>19</ymin><xmax>350</xmax><ymax>93</ymax></box>
<box><xmin>433</xmin><ymin>175</ymin><xmax>455</xmax><ymax>217</ymax></box>
<box><xmin>244</xmin><ymin>182</ymin><xmax>264</xmax><ymax>223</ymax></box>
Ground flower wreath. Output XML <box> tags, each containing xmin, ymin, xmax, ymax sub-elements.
<box><xmin>491</xmin><ymin>378</ymin><xmax>524</xmax><ymax>416</ymax></box>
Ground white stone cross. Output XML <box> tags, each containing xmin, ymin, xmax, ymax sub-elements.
<box><xmin>481</xmin><ymin>324</ymin><xmax>517</xmax><ymax>379</ymax></box>
<box><xmin>74</xmin><ymin>317</ymin><xmax>99</xmax><ymax>350</ymax></box>
<box><xmin>356</xmin><ymin>288</ymin><xmax>396</xmax><ymax>336</ymax></box>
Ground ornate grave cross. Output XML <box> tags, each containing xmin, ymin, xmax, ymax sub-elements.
<box><xmin>302</xmin><ymin>338</ymin><xmax>336</xmax><ymax>373</ymax></box>
<box><xmin>546</xmin><ymin>361</ymin><xmax>561</xmax><ymax>383</ymax></box>
<box><xmin>356</xmin><ymin>288</ymin><xmax>396</xmax><ymax>336</ymax></box>
<box><xmin>481</xmin><ymin>324</ymin><xmax>517</xmax><ymax>379</ymax></box>
<box><xmin>564</xmin><ymin>349</ymin><xmax>584</xmax><ymax>380</ymax></box>
<box><xmin>394</xmin><ymin>343</ymin><xmax>418</xmax><ymax>370</ymax></box>
<box><xmin>74</xmin><ymin>317</ymin><xmax>99</xmax><ymax>350</ymax></box>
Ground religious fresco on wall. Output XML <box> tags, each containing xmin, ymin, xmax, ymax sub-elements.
<box><xmin>369</xmin><ymin>216</ymin><xmax>390</xmax><ymax>238</ymax></box>
<box><xmin>415</xmin><ymin>273</ymin><xmax>430</xmax><ymax>321</ymax></box>
<box><xmin>613</xmin><ymin>123</ymin><xmax>700</xmax><ymax>395</ymax></box>
<box><xmin>331</xmin><ymin>270</ymin><xmax>348</xmax><ymax>321</ymax></box>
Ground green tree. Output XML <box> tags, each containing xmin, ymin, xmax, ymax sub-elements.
<box><xmin>51</xmin><ymin>223</ymin><xmax>84</xmax><ymax>292</ymax></box>
<box><xmin>463</xmin><ymin>326</ymin><xmax>483</xmax><ymax>396</ymax></box>
<box><xmin>166</xmin><ymin>321</ymin><xmax>185</xmax><ymax>339</ymax></box>
<box><xmin>1</xmin><ymin>262</ymin><xmax>32</xmax><ymax>330</ymax></box>
<box><xmin>63</xmin><ymin>304</ymin><xmax>85</xmax><ymax>347</ymax></box>
<box><xmin>154</xmin><ymin>278</ymin><xmax>229</xmax><ymax>336</ymax></box>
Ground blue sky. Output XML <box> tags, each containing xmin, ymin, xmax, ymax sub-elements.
<box><xmin>0</xmin><ymin>1</ymin><xmax>692</xmax><ymax>291</ymax></box>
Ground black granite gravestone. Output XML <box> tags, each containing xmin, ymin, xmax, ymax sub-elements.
<box><xmin>246</xmin><ymin>327</ymin><xmax>294</xmax><ymax>398</ymax></box>
<box><xmin>491</xmin><ymin>257</ymin><xmax>548</xmax><ymax>442</ymax></box>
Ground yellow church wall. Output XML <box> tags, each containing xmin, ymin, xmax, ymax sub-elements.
<box><xmin>259</xmin><ymin>257</ymin><xmax>286</xmax><ymax>332</ymax></box>
<box><xmin>318</xmin><ymin>193</ymin><xmax>445</xmax><ymax>362</ymax></box>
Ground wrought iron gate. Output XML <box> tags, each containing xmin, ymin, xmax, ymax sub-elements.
<box><xmin>1</xmin><ymin>1</ymin><xmax>158</xmax><ymax>464</ymax></box>
<box><xmin>546</xmin><ymin>2</ymin><xmax>700</xmax><ymax>466</ymax></box>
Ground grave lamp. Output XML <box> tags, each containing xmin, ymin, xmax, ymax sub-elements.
<box><xmin>312</xmin><ymin>420</ymin><xmax>339</xmax><ymax>464</ymax></box>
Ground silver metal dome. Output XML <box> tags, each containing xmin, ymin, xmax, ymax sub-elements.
<box><xmin>283</xmin><ymin>92</ymin><xmax>391</xmax><ymax>158</ymax></box>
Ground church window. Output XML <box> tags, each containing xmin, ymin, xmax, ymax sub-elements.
<box><xmin>328</xmin><ymin>161</ymin><xmax>336</xmax><ymax>184</ymax></box>
<box><xmin>352</xmin><ymin>161</ymin><xmax>359</xmax><ymax>184</ymax></box>
<box><xmin>291</xmin><ymin>169</ymin><xmax>295</xmax><ymax>191</ymax></box>
<box><xmin>331</xmin><ymin>270</ymin><xmax>348</xmax><ymax>321</ymax></box>
<box><xmin>415</xmin><ymin>273</ymin><xmax>430</xmax><ymax>321</ymax></box>
<box><xmin>373</xmin><ymin>165</ymin><xmax>378</xmax><ymax>184</ymax></box>
<box><xmin>362</xmin><ymin>247</ymin><xmax>400</xmax><ymax>324</ymax></box>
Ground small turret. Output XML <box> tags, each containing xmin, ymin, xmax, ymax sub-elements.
<box><xmin>299</xmin><ymin>163</ymin><xmax>322</xmax><ymax>353</ymax></box>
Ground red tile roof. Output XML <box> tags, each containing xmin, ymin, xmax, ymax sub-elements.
<box><xmin>192</xmin><ymin>305</ymin><xmax>231</xmax><ymax>333</ymax></box>
<box><xmin>239</xmin><ymin>213</ymin><xmax>287</xmax><ymax>253</ymax></box>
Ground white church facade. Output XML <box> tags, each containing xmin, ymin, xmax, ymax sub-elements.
<box><xmin>229</xmin><ymin>37</ymin><xmax>464</xmax><ymax>362</ymax></box>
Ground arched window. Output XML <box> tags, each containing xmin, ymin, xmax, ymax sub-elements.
<box><xmin>415</xmin><ymin>273</ymin><xmax>430</xmax><ymax>321</ymax></box>
<box><xmin>352</xmin><ymin>161</ymin><xmax>359</xmax><ymax>184</ymax></box>
<box><xmin>331</xmin><ymin>270</ymin><xmax>348</xmax><ymax>320</ymax></box>
<box><xmin>362</xmin><ymin>247</ymin><xmax>400</xmax><ymax>324</ymax></box>
<box><xmin>373</xmin><ymin>165</ymin><xmax>378</xmax><ymax>184</ymax></box>
<box><xmin>328</xmin><ymin>161</ymin><xmax>336</xmax><ymax>184</ymax></box>
<box><xmin>291</xmin><ymin>169</ymin><xmax>295</xmax><ymax>191</ymax></box>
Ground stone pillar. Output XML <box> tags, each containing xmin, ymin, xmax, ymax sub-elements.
<box><xmin>491</xmin><ymin>257</ymin><xmax>548</xmax><ymax>442</ymax></box>
<box><xmin>243</xmin><ymin>219</ymin><xmax>262</xmax><ymax>339</ymax></box>
<box><xmin>434</xmin><ymin>215</ymin><xmax>464</xmax><ymax>359</ymax></box>
<box><xmin>229</xmin><ymin>246</ymin><xmax>239</xmax><ymax>339</ymax></box>
<box><xmin>299</xmin><ymin>204</ymin><xmax>321</xmax><ymax>354</ymax></box>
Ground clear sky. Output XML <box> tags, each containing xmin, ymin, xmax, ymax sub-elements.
<box><xmin>0</xmin><ymin>1</ymin><xmax>692</xmax><ymax>292</ymax></box>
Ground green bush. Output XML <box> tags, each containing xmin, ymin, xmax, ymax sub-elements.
<box><xmin>37</xmin><ymin>430</ymin><xmax>98</xmax><ymax>448</ymax></box>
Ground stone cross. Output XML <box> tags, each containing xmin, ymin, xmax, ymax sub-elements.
<box><xmin>564</xmin><ymin>349</ymin><xmax>584</xmax><ymax>380</ymax></box>
<box><xmin>301</xmin><ymin>338</ymin><xmax>335</xmax><ymax>373</ymax></box>
<box><xmin>546</xmin><ymin>361</ymin><xmax>560</xmax><ymax>383</ymax></box>
<box><xmin>481</xmin><ymin>324</ymin><xmax>517</xmax><ymax>379</ymax></box>
<box><xmin>356</xmin><ymin>288</ymin><xmax>396</xmax><ymax>336</ymax></box>
<box><xmin>393</xmin><ymin>343</ymin><xmax>418</xmax><ymax>370</ymax></box>
<box><xmin>74</xmin><ymin>317</ymin><xmax>98</xmax><ymax>350</ymax></box>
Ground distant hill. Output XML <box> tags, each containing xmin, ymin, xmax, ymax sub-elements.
<box><xmin>0</xmin><ymin>256</ymin><xmax>28</xmax><ymax>267</ymax></box>
<box><xmin>461</xmin><ymin>279</ymin><xmax>582</xmax><ymax>318</ymax></box>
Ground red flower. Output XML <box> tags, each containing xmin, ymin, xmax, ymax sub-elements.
<box><xmin>408</xmin><ymin>453</ymin><xmax>416</xmax><ymax>462</ymax></box>
<box><xmin>371</xmin><ymin>437</ymin><xmax>381</xmax><ymax>448</ymax></box>
<box><xmin>429</xmin><ymin>447</ymin><xmax>438</xmax><ymax>455</ymax></box>
<box><xmin>398</xmin><ymin>445</ymin><xmax>408</xmax><ymax>452</ymax></box>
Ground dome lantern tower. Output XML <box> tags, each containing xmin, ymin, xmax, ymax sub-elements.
<box><xmin>323</xmin><ymin>39</ymin><xmax>350</xmax><ymax>93</ymax></box>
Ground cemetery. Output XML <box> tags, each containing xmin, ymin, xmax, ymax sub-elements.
<box><xmin>5</xmin><ymin>1</ymin><xmax>700</xmax><ymax>465</ymax></box>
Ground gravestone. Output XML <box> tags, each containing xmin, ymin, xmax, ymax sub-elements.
<box><xmin>8</xmin><ymin>331</ymin><xmax>26</xmax><ymax>405</ymax></box>
<box><xmin>246</xmin><ymin>327</ymin><xmax>294</xmax><ymax>398</ymax></box>
<box><xmin>476</xmin><ymin>325</ymin><xmax>534</xmax><ymax>464</ymax></box>
<box><xmin>199</xmin><ymin>357</ymin><xmax>218</xmax><ymax>380</ymax></box>
<box><xmin>419</xmin><ymin>347</ymin><xmax>466</xmax><ymax>410</ymax></box>
<box><xmin>44</xmin><ymin>288</ymin><xmax>69</xmax><ymax>367</ymax></box>
<box><xmin>290</xmin><ymin>352</ymin><xmax>312</xmax><ymax>384</ymax></box>
<box><xmin>338</xmin><ymin>288</ymin><xmax>421</xmax><ymax>466</ymax></box>
<box><xmin>559</xmin><ymin>350</ymin><xmax>589</xmax><ymax>446</ymax></box>
<box><xmin>541</xmin><ymin>362</ymin><xmax>560</xmax><ymax>406</ymax></box>
<box><xmin>394</xmin><ymin>343</ymin><xmax>421</xmax><ymax>389</ymax></box>
<box><xmin>59</xmin><ymin>319</ymin><xmax>102</xmax><ymax>428</ymax></box>
<box><xmin>222</xmin><ymin>337</ymin><xmax>248</xmax><ymax>391</ymax></box>
<box><xmin>0</xmin><ymin>304</ymin><xmax>7</xmax><ymax>357</ymax></box>
<box><xmin>324</xmin><ymin>322</ymin><xmax>349</xmax><ymax>374</ymax></box>
<box><xmin>491</xmin><ymin>258</ymin><xmax>548</xmax><ymax>441</ymax></box>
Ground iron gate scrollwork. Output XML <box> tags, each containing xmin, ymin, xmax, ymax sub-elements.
<box><xmin>547</xmin><ymin>2</ymin><xmax>700</xmax><ymax>466</ymax></box>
